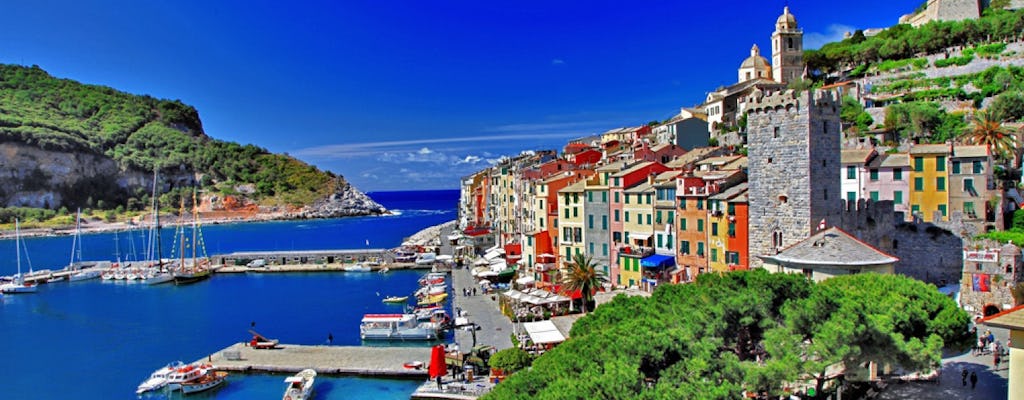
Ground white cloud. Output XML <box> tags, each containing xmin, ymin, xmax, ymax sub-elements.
<box><xmin>551</xmin><ymin>59</ymin><xmax>565</xmax><ymax>66</ymax></box>
<box><xmin>455</xmin><ymin>155</ymin><xmax>483</xmax><ymax>165</ymax></box>
<box><xmin>804</xmin><ymin>24</ymin><xmax>855</xmax><ymax>50</ymax></box>
<box><xmin>417</xmin><ymin>147</ymin><xmax>433</xmax><ymax>155</ymax></box>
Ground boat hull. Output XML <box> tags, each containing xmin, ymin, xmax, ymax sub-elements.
<box><xmin>180</xmin><ymin>371</ymin><xmax>227</xmax><ymax>395</ymax></box>
<box><xmin>173</xmin><ymin>270</ymin><xmax>211</xmax><ymax>285</ymax></box>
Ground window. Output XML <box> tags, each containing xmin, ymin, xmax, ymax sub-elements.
<box><xmin>870</xmin><ymin>191</ymin><xmax>879</xmax><ymax>202</ymax></box>
<box><xmin>564</xmin><ymin>208</ymin><xmax>569</xmax><ymax>218</ymax></box>
<box><xmin>727</xmin><ymin>204</ymin><xmax>735</xmax><ymax>215</ymax></box>
<box><xmin>614</xmin><ymin>192</ymin><xmax>620</xmax><ymax>203</ymax></box>
<box><xmin>911</xmin><ymin>204</ymin><xmax>920</xmax><ymax>214</ymax></box>
<box><xmin>679</xmin><ymin>199</ymin><xmax>686</xmax><ymax>210</ymax></box>
<box><xmin>614</xmin><ymin>210</ymin><xmax>620</xmax><ymax>222</ymax></box>
<box><xmin>937</xmin><ymin>177</ymin><xmax>945</xmax><ymax>191</ymax></box>
<box><xmin>869</xmin><ymin>169</ymin><xmax>878</xmax><ymax>181</ymax></box>
<box><xmin>564</xmin><ymin>193</ymin><xmax>570</xmax><ymax>204</ymax></box>
<box><xmin>697</xmin><ymin>200</ymin><xmax>703</xmax><ymax>210</ymax></box>
<box><xmin>773</xmin><ymin>127</ymin><xmax>780</xmax><ymax>138</ymax></box>
<box><xmin>602</xmin><ymin>215</ymin><xmax>608</xmax><ymax>229</ymax></box>
<box><xmin>938</xmin><ymin>204</ymin><xmax>947</xmax><ymax>217</ymax></box>
<box><xmin>965</xmin><ymin>202</ymin><xmax>976</xmax><ymax>218</ymax></box>
<box><xmin>602</xmin><ymin>192</ymin><xmax>607</xmax><ymax>202</ymax></box>
<box><xmin>697</xmin><ymin>219</ymin><xmax>704</xmax><ymax>232</ymax></box>
<box><xmin>712</xmin><ymin>223</ymin><xmax>719</xmax><ymax>235</ymax></box>
<box><xmin>964</xmin><ymin>178</ymin><xmax>975</xmax><ymax>194</ymax></box>
<box><xmin>588</xmin><ymin>215</ymin><xmax>594</xmax><ymax>229</ymax></box>
<box><xmin>728</xmin><ymin>222</ymin><xmax>736</xmax><ymax>237</ymax></box>
<box><xmin>894</xmin><ymin>190</ymin><xmax>903</xmax><ymax>204</ymax></box>
<box><xmin>625</xmin><ymin>211</ymin><xmax>630</xmax><ymax>222</ymax></box>
<box><xmin>613</xmin><ymin>232</ymin><xmax>621</xmax><ymax>242</ymax></box>
<box><xmin>847</xmin><ymin>166</ymin><xmax>856</xmax><ymax>179</ymax></box>
<box><xmin>952</xmin><ymin>161</ymin><xmax>961</xmax><ymax>174</ymax></box>
<box><xmin>668</xmin><ymin>211</ymin><xmax>674</xmax><ymax>222</ymax></box>
<box><xmin>893</xmin><ymin>168</ymin><xmax>903</xmax><ymax>180</ymax></box>
<box><xmin>936</xmin><ymin>156</ymin><xmax>945</xmax><ymax>172</ymax></box>
<box><xmin>847</xmin><ymin>192</ymin><xmax>856</xmax><ymax>203</ymax></box>
<box><xmin>914</xmin><ymin>158</ymin><xmax>923</xmax><ymax>172</ymax></box>
<box><xmin>697</xmin><ymin>242</ymin><xmax>705</xmax><ymax>256</ymax></box>
<box><xmin>656</xmin><ymin>234</ymin><xmax>662</xmax><ymax>248</ymax></box>
<box><xmin>625</xmin><ymin>194</ymin><xmax>630</xmax><ymax>204</ymax></box>
<box><xmin>589</xmin><ymin>243</ymin><xmax>594</xmax><ymax>254</ymax></box>
<box><xmin>680</xmin><ymin>218</ymin><xmax>687</xmax><ymax>231</ymax></box>
<box><xmin>646</xmin><ymin>194</ymin><xmax>652</xmax><ymax>204</ymax></box>
<box><xmin>573</xmin><ymin>208</ymin><xmax>578</xmax><ymax>218</ymax></box>
<box><xmin>711</xmin><ymin>249</ymin><xmax>718</xmax><ymax>262</ymax></box>
<box><xmin>602</xmin><ymin>243</ymin><xmax>608</xmax><ymax>256</ymax></box>
<box><xmin>646</xmin><ymin>214</ymin><xmax>652</xmax><ymax>225</ymax></box>
<box><xmin>973</xmin><ymin>161</ymin><xmax>983</xmax><ymax>174</ymax></box>
<box><xmin>681</xmin><ymin>241</ymin><xmax>690</xmax><ymax>255</ymax></box>
<box><xmin>614</xmin><ymin>178</ymin><xmax>620</xmax><ymax>186</ymax></box>
<box><xmin>914</xmin><ymin>177</ymin><xmax>923</xmax><ymax>191</ymax></box>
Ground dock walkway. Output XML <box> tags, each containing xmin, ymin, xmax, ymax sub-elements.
<box><xmin>200</xmin><ymin>343</ymin><xmax>431</xmax><ymax>378</ymax></box>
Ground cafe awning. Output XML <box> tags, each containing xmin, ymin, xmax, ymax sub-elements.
<box><xmin>522</xmin><ymin>320</ymin><xmax>566</xmax><ymax>344</ymax></box>
<box><xmin>641</xmin><ymin>254</ymin><xmax>675</xmax><ymax>269</ymax></box>
<box><xmin>630</xmin><ymin>232</ymin><xmax>652</xmax><ymax>241</ymax></box>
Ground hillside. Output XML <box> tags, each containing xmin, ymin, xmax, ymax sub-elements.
<box><xmin>0</xmin><ymin>63</ymin><xmax>385</xmax><ymax>222</ymax></box>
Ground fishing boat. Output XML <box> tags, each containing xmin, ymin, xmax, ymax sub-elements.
<box><xmin>360</xmin><ymin>314</ymin><xmax>441</xmax><ymax>340</ymax></box>
<box><xmin>282</xmin><ymin>369</ymin><xmax>316</xmax><ymax>400</ymax></box>
<box><xmin>172</xmin><ymin>191</ymin><xmax>212</xmax><ymax>285</ymax></box>
<box><xmin>164</xmin><ymin>362</ymin><xmax>214</xmax><ymax>391</ymax></box>
<box><xmin>180</xmin><ymin>370</ymin><xmax>228</xmax><ymax>395</ymax></box>
<box><xmin>1</xmin><ymin>220</ymin><xmax>37</xmax><ymax>294</ymax></box>
<box><xmin>136</xmin><ymin>360</ymin><xmax>185</xmax><ymax>394</ymax></box>
<box><xmin>417</xmin><ymin>292</ymin><xmax>448</xmax><ymax>306</ymax></box>
<box><xmin>382</xmin><ymin>295</ymin><xmax>409</xmax><ymax>304</ymax></box>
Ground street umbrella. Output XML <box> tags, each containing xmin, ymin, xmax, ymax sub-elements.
<box><xmin>428</xmin><ymin>344</ymin><xmax>447</xmax><ymax>379</ymax></box>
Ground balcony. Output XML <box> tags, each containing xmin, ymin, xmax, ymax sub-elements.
<box><xmin>618</xmin><ymin>245</ymin><xmax>655</xmax><ymax>258</ymax></box>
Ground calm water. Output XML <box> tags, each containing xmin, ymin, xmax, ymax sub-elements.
<box><xmin>0</xmin><ymin>189</ymin><xmax>457</xmax><ymax>399</ymax></box>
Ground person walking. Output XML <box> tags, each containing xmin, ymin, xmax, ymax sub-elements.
<box><xmin>995</xmin><ymin>351</ymin><xmax>1001</xmax><ymax>369</ymax></box>
<box><xmin>970</xmin><ymin>371</ymin><xmax>978</xmax><ymax>389</ymax></box>
<box><xmin>961</xmin><ymin>368</ymin><xmax>968</xmax><ymax>386</ymax></box>
<box><xmin>328</xmin><ymin>332</ymin><xmax>333</xmax><ymax>345</ymax></box>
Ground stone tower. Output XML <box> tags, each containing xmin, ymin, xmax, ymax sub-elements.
<box><xmin>771</xmin><ymin>6</ymin><xmax>803</xmax><ymax>84</ymax></box>
<box><xmin>746</xmin><ymin>89</ymin><xmax>842</xmax><ymax>268</ymax></box>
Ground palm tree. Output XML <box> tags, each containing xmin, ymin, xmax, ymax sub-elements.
<box><xmin>959</xmin><ymin>109</ymin><xmax>1019</xmax><ymax>162</ymax></box>
<box><xmin>561</xmin><ymin>253</ymin><xmax>607</xmax><ymax>314</ymax></box>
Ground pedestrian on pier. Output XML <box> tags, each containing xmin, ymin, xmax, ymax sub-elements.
<box><xmin>961</xmin><ymin>368</ymin><xmax>968</xmax><ymax>386</ymax></box>
<box><xmin>970</xmin><ymin>371</ymin><xmax>978</xmax><ymax>389</ymax></box>
<box><xmin>472</xmin><ymin>287</ymin><xmax>477</xmax><ymax>296</ymax></box>
<box><xmin>328</xmin><ymin>333</ymin><xmax>333</xmax><ymax>345</ymax></box>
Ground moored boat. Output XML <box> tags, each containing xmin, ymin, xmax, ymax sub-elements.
<box><xmin>165</xmin><ymin>362</ymin><xmax>213</xmax><ymax>391</ymax></box>
<box><xmin>173</xmin><ymin>266</ymin><xmax>211</xmax><ymax>285</ymax></box>
<box><xmin>1</xmin><ymin>220</ymin><xmax>37</xmax><ymax>294</ymax></box>
<box><xmin>344</xmin><ymin>263</ymin><xmax>372</xmax><ymax>272</ymax></box>
<box><xmin>180</xmin><ymin>370</ymin><xmax>227</xmax><ymax>395</ymax></box>
<box><xmin>282</xmin><ymin>368</ymin><xmax>316</xmax><ymax>400</ymax></box>
<box><xmin>69</xmin><ymin>268</ymin><xmax>102</xmax><ymax>282</ymax></box>
<box><xmin>382</xmin><ymin>295</ymin><xmax>409</xmax><ymax>304</ymax></box>
<box><xmin>360</xmin><ymin>313</ymin><xmax>440</xmax><ymax>340</ymax></box>
<box><xmin>136</xmin><ymin>360</ymin><xmax>185</xmax><ymax>394</ymax></box>
<box><xmin>417</xmin><ymin>292</ymin><xmax>448</xmax><ymax>306</ymax></box>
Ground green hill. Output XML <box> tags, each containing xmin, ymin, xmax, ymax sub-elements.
<box><xmin>0</xmin><ymin>63</ymin><xmax>348</xmax><ymax>214</ymax></box>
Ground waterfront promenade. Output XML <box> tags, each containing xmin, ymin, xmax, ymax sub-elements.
<box><xmin>202</xmin><ymin>343</ymin><xmax>431</xmax><ymax>377</ymax></box>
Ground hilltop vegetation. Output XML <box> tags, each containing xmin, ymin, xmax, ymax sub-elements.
<box><xmin>0</xmin><ymin>63</ymin><xmax>341</xmax><ymax>217</ymax></box>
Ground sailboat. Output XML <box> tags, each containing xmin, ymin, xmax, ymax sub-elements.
<box><xmin>143</xmin><ymin>171</ymin><xmax>174</xmax><ymax>285</ymax></box>
<box><xmin>68</xmin><ymin>210</ymin><xmax>101</xmax><ymax>282</ymax></box>
<box><xmin>172</xmin><ymin>189</ymin><xmax>211</xmax><ymax>285</ymax></box>
<box><xmin>1</xmin><ymin>219</ymin><xmax>38</xmax><ymax>294</ymax></box>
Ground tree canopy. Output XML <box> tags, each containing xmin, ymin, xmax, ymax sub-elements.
<box><xmin>485</xmin><ymin>271</ymin><xmax>970</xmax><ymax>400</ymax></box>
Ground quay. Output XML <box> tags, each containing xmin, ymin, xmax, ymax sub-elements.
<box><xmin>200</xmin><ymin>343</ymin><xmax>431</xmax><ymax>378</ymax></box>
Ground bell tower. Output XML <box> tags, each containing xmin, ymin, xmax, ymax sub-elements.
<box><xmin>771</xmin><ymin>6</ymin><xmax>804</xmax><ymax>85</ymax></box>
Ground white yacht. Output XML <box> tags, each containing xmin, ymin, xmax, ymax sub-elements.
<box><xmin>360</xmin><ymin>313</ymin><xmax>440</xmax><ymax>340</ymax></box>
<box><xmin>136</xmin><ymin>361</ymin><xmax>185</xmax><ymax>394</ymax></box>
<box><xmin>282</xmin><ymin>369</ymin><xmax>316</xmax><ymax>400</ymax></box>
<box><xmin>1</xmin><ymin>220</ymin><xmax>37</xmax><ymax>294</ymax></box>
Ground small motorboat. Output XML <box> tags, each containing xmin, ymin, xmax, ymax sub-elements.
<box><xmin>382</xmin><ymin>295</ymin><xmax>409</xmax><ymax>304</ymax></box>
<box><xmin>403</xmin><ymin>361</ymin><xmax>424</xmax><ymax>370</ymax></box>
<box><xmin>136</xmin><ymin>361</ymin><xmax>185</xmax><ymax>394</ymax></box>
<box><xmin>282</xmin><ymin>368</ymin><xmax>316</xmax><ymax>400</ymax></box>
<box><xmin>180</xmin><ymin>370</ymin><xmax>227</xmax><ymax>395</ymax></box>
<box><xmin>417</xmin><ymin>292</ymin><xmax>448</xmax><ymax>306</ymax></box>
<box><xmin>344</xmin><ymin>264</ymin><xmax>372</xmax><ymax>272</ymax></box>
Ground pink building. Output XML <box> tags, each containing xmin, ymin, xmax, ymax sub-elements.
<box><xmin>862</xmin><ymin>153</ymin><xmax>911</xmax><ymax>220</ymax></box>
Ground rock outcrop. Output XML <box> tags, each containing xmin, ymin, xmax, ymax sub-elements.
<box><xmin>293</xmin><ymin>178</ymin><xmax>388</xmax><ymax>218</ymax></box>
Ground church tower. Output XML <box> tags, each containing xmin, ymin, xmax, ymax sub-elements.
<box><xmin>746</xmin><ymin>89</ymin><xmax>842</xmax><ymax>268</ymax></box>
<box><xmin>771</xmin><ymin>6</ymin><xmax>804</xmax><ymax>84</ymax></box>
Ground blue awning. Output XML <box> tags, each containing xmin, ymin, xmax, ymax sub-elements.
<box><xmin>641</xmin><ymin>254</ymin><xmax>675</xmax><ymax>269</ymax></box>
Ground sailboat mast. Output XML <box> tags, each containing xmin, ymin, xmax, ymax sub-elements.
<box><xmin>179</xmin><ymin>197</ymin><xmax>186</xmax><ymax>270</ymax></box>
<box><xmin>68</xmin><ymin>209</ymin><xmax>80</xmax><ymax>269</ymax></box>
<box><xmin>15</xmin><ymin>218</ymin><xmax>20</xmax><ymax>277</ymax></box>
<box><xmin>192</xmin><ymin>188</ymin><xmax>197</xmax><ymax>262</ymax></box>
<box><xmin>152</xmin><ymin>170</ymin><xmax>163</xmax><ymax>271</ymax></box>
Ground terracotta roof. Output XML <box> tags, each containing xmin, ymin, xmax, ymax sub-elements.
<box><xmin>909</xmin><ymin>143</ymin><xmax>950</xmax><ymax>155</ymax></box>
<box><xmin>952</xmin><ymin>145</ymin><xmax>989</xmax><ymax>159</ymax></box>
<box><xmin>666</xmin><ymin>147</ymin><xmax>723</xmax><ymax>168</ymax></box>
<box><xmin>982</xmin><ymin>305</ymin><xmax>1024</xmax><ymax>330</ymax></box>
<box><xmin>819</xmin><ymin>81</ymin><xmax>855</xmax><ymax>90</ymax></box>
<box><xmin>723</xmin><ymin>157</ymin><xmax>748</xmax><ymax>170</ymax></box>
<box><xmin>596</xmin><ymin>161</ymin><xmax>627</xmax><ymax>173</ymax></box>
<box><xmin>759</xmin><ymin>227</ymin><xmax>899</xmax><ymax>267</ymax></box>
<box><xmin>698</xmin><ymin>155</ymin><xmax>742</xmax><ymax>166</ymax></box>
<box><xmin>841</xmin><ymin>149</ymin><xmax>876</xmax><ymax>164</ymax></box>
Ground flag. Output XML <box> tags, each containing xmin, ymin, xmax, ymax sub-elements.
<box><xmin>817</xmin><ymin>219</ymin><xmax>826</xmax><ymax>230</ymax></box>
<box><xmin>973</xmin><ymin>274</ymin><xmax>990</xmax><ymax>292</ymax></box>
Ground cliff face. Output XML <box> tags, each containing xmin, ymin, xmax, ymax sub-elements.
<box><xmin>294</xmin><ymin>178</ymin><xmax>388</xmax><ymax>218</ymax></box>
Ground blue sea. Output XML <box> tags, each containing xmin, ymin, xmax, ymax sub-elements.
<box><xmin>0</xmin><ymin>189</ymin><xmax>458</xmax><ymax>399</ymax></box>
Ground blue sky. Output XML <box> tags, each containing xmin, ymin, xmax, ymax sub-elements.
<box><xmin>0</xmin><ymin>1</ymin><xmax>917</xmax><ymax>191</ymax></box>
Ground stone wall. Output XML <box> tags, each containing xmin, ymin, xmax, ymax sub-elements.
<box><xmin>958</xmin><ymin>239</ymin><xmax>1023</xmax><ymax>316</ymax></box>
<box><xmin>747</xmin><ymin>89</ymin><xmax>842</xmax><ymax>268</ymax></box>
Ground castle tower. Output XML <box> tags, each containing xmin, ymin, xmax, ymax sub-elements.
<box><xmin>771</xmin><ymin>6</ymin><xmax>804</xmax><ymax>84</ymax></box>
<box><xmin>746</xmin><ymin>89</ymin><xmax>842</xmax><ymax>268</ymax></box>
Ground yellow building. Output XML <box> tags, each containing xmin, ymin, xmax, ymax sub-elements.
<box><xmin>707</xmin><ymin>191</ymin><xmax>732</xmax><ymax>273</ymax></box>
<box><xmin>557</xmin><ymin>180</ymin><xmax>588</xmax><ymax>266</ymax></box>
<box><xmin>909</xmin><ymin>144</ymin><xmax>950</xmax><ymax>222</ymax></box>
<box><xmin>619</xmin><ymin>181</ymin><xmax>655</xmax><ymax>287</ymax></box>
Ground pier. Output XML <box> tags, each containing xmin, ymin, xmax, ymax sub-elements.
<box><xmin>200</xmin><ymin>343</ymin><xmax>431</xmax><ymax>378</ymax></box>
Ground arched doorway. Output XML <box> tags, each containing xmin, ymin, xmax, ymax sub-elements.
<box><xmin>983</xmin><ymin>304</ymin><xmax>1001</xmax><ymax>317</ymax></box>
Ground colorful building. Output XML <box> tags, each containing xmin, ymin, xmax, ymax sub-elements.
<box><xmin>950</xmin><ymin>145</ymin><xmax>994</xmax><ymax>230</ymax></box>
<box><xmin>908</xmin><ymin>144</ymin><xmax>951</xmax><ymax>222</ymax></box>
<box><xmin>862</xmin><ymin>153</ymin><xmax>911</xmax><ymax>220</ymax></box>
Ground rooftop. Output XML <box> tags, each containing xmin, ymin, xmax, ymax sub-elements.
<box><xmin>841</xmin><ymin>148</ymin><xmax>876</xmax><ymax>164</ymax></box>
<box><xmin>760</xmin><ymin>227</ymin><xmax>899</xmax><ymax>267</ymax></box>
<box><xmin>868</xmin><ymin>153</ymin><xmax>910</xmax><ymax>168</ymax></box>
<box><xmin>953</xmin><ymin>145</ymin><xmax>989</xmax><ymax>159</ymax></box>
<box><xmin>982</xmin><ymin>305</ymin><xmax>1024</xmax><ymax>330</ymax></box>
<box><xmin>909</xmin><ymin>143</ymin><xmax>950</xmax><ymax>155</ymax></box>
